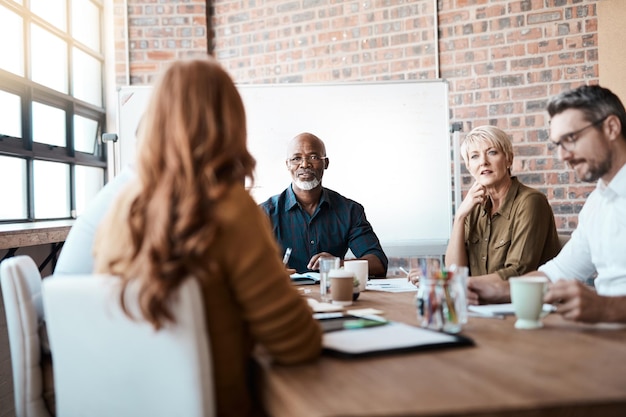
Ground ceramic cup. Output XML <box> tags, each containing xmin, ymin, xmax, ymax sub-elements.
<box><xmin>510</xmin><ymin>276</ymin><xmax>549</xmax><ymax>330</ymax></box>
<box><xmin>344</xmin><ymin>260</ymin><xmax>368</xmax><ymax>292</ymax></box>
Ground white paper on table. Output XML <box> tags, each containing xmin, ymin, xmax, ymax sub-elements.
<box><xmin>306</xmin><ymin>298</ymin><xmax>344</xmax><ymax>313</ymax></box>
<box><xmin>468</xmin><ymin>303</ymin><xmax>556</xmax><ymax>316</ymax></box>
<box><xmin>366</xmin><ymin>278</ymin><xmax>418</xmax><ymax>293</ymax></box>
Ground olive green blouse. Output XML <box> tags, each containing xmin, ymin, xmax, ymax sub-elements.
<box><xmin>464</xmin><ymin>177</ymin><xmax>561</xmax><ymax>280</ymax></box>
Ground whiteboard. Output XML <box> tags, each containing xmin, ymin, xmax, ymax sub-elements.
<box><xmin>116</xmin><ymin>81</ymin><xmax>452</xmax><ymax>256</ymax></box>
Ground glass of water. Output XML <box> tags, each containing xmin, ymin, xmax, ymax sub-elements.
<box><xmin>319</xmin><ymin>256</ymin><xmax>340</xmax><ymax>303</ymax></box>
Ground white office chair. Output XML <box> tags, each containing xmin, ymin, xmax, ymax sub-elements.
<box><xmin>0</xmin><ymin>255</ymin><xmax>54</xmax><ymax>417</ymax></box>
<box><xmin>42</xmin><ymin>275</ymin><xmax>215</xmax><ymax>417</ymax></box>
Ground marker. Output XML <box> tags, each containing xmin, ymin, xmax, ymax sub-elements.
<box><xmin>343</xmin><ymin>318</ymin><xmax>388</xmax><ymax>329</ymax></box>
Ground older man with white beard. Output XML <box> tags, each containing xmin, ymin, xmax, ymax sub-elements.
<box><xmin>260</xmin><ymin>132</ymin><xmax>387</xmax><ymax>276</ymax></box>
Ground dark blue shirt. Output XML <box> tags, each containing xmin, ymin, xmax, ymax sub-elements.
<box><xmin>260</xmin><ymin>186</ymin><xmax>388</xmax><ymax>275</ymax></box>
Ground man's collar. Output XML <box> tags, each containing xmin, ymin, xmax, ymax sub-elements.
<box><xmin>598</xmin><ymin>163</ymin><xmax>626</xmax><ymax>198</ymax></box>
<box><xmin>285</xmin><ymin>184</ymin><xmax>329</xmax><ymax>211</ymax></box>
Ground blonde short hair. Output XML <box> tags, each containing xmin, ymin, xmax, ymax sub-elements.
<box><xmin>460</xmin><ymin>125</ymin><xmax>514</xmax><ymax>168</ymax></box>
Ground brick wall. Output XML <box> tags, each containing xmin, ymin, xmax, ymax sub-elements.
<box><xmin>116</xmin><ymin>0</ymin><xmax>600</xmax><ymax>233</ymax></box>
<box><xmin>115</xmin><ymin>0</ymin><xmax>210</xmax><ymax>85</ymax></box>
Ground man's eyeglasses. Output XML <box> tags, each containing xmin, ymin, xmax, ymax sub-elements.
<box><xmin>287</xmin><ymin>155</ymin><xmax>327</xmax><ymax>166</ymax></box>
<box><xmin>549</xmin><ymin>116</ymin><xmax>608</xmax><ymax>152</ymax></box>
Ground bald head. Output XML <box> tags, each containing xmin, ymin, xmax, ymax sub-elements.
<box><xmin>287</xmin><ymin>132</ymin><xmax>326</xmax><ymax>158</ymax></box>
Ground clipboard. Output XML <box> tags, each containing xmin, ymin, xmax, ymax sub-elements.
<box><xmin>322</xmin><ymin>321</ymin><xmax>474</xmax><ymax>358</ymax></box>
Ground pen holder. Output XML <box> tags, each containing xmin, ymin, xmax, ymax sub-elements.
<box><xmin>415</xmin><ymin>266</ymin><xmax>467</xmax><ymax>334</ymax></box>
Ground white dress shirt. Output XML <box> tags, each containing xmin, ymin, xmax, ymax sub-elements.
<box><xmin>55</xmin><ymin>167</ymin><xmax>135</xmax><ymax>275</ymax></box>
<box><xmin>539</xmin><ymin>163</ymin><xmax>626</xmax><ymax>296</ymax></box>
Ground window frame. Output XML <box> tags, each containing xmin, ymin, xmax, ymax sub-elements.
<box><xmin>0</xmin><ymin>0</ymin><xmax>107</xmax><ymax>223</ymax></box>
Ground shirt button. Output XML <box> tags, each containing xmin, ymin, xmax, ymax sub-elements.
<box><xmin>484</xmin><ymin>238</ymin><xmax>488</xmax><ymax>241</ymax></box>
<box><xmin>310</xmin><ymin>240</ymin><xmax>315</xmax><ymax>245</ymax></box>
<box><xmin>481</xmin><ymin>256</ymin><xmax>486</xmax><ymax>260</ymax></box>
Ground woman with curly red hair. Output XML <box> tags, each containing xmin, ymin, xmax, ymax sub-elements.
<box><xmin>94</xmin><ymin>58</ymin><xmax>321</xmax><ymax>417</ymax></box>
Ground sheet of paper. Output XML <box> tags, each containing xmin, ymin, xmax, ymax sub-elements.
<box><xmin>307</xmin><ymin>298</ymin><xmax>343</xmax><ymax>313</ymax></box>
<box><xmin>468</xmin><ymin>303</ymin><xmax>556</xmax><ymax>316</ymax></box>
<box><xmin>347</xmin><ymin>308</ymin><xmax>385</xmax><ymax>316</ymax></box>
<box><xmin>366</xmin><ymin>278</ymin><xmax>417</xmax><ymax>293</ymax></box>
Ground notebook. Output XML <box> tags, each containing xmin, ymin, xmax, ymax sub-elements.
<box><xmin>290</xmin><ymin>272</ymin><xmax>320</xmax><ymax>285</ymax></box>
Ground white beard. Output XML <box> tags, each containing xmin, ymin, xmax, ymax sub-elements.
<box><xmin>294</xmin><ymin>178</ymin><xmax>321</xmax><ymax>190</ymax></box>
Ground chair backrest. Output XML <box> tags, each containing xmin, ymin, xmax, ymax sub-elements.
<box><xmin>42</xmin><ymin>275</ymin><xmax>215</xmax><ymax>417</ymax></box>
<box><xmin>0</xmin><ymin>255</ymin><xmax>53</xmax><ymax>417</ymax></box>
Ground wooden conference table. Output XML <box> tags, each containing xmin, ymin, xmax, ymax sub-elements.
<box><xmin>256</xmin><ymin>287</ymin><xmax>626</xmax><ymax>417</ymax></box>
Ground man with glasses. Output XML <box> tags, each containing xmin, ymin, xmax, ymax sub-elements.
<box><xmin>260</xmin><ymin>132</ymin><xmax>388</xmax><ymax>276</ymax></box>
<box><xmin>469</xmin><ymin>85</ymin><xmax>626</xmax><ymax>323</ymax></box>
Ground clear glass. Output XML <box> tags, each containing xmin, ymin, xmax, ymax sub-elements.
<box><xmin>415</xmin><ymin>265</ymin><xmax>468</xmax><ymax>334</ymax></box>
<box><xmin>72</xmin><ymin>0</ymin><xmax>101</xmax><ymax>51</ymax></box>
<box><xmin>319</xmin><ymin>256</ymin><xmax>340</xmax><ymax>303</ymax></box>
<box><xmin>0</xmin><ymin>90</ymin><xmax>22</xmax><ymax>138</ymax></box>
<box><xmin>74</xmin><ymin>114</ymin><xmax>99</xmax><ymax>153</ymax></box>
<box><xmin>74</xmin><ymin>165</ymin><xmax>104</xmax><ymax>217</ymax></box>
<box><xmin>72</xmin><ymin>47</ymin><xmax>102</xmax><ymax>106</ymax></box>
<box><xmin>34</xmin><ymin>160</ymin><xmax>70</xmax><ymax>219</ymax></box>
<box><xmin>31</xmin><ymin>0</ymin><xmax>67</xmax><ymax>31</ymax></box>
<box><xmin>0</xmin><ymin>156</ymin><xmax>27</xmax><ymax>220</ymax></box>
<box><xmin>33</xmin><ymin>102</ymin><xmax>66</xmax><ymax>147</ymax></box>
<box><xmin>409</xmin><ymin>255</ymin><xmax>443</xmax><ymax>284</ymax></box>
<box><xmin>31</xmin><ymin>23</ymin><xmax>68</xmax><ymax>94</ymax></box>
<box><xmin>0</xmin><ymin>6</ymin><xmax>24</xmax><ymax>76</ymax></box>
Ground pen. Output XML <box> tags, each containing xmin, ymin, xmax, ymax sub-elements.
<box><xmin>399</xmin><ymin>267</ymin><xmax>410</xmax><ymax>277</ymax></box>
<box><xmin>282</xmin><ymin>247</ymin><xmax>292</xmax><ymax>265</ymax></box>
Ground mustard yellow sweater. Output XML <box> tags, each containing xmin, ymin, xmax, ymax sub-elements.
<box><xmin>94</xmin><ymin>182</ymin><xmax>322</xmax><ymax>417</ymax></box>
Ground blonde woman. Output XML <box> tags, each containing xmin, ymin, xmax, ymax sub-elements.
<box><xmin>445</xmin><ymin>125</ymin><xmax>561</xmax><ymax>304</ymax></box>
<box><xmin>94</xmin><ymin>58</ymin><xmax>321</xmax><ymax>416</ymax></box>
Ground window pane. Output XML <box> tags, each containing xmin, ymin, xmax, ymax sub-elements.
<box><xmin>73</xmin><ymin>48</ymin><xmax>102</xmax><ymax>106</ymax></box>
<box><xmin>0</xmin><ymin>90</ymin><xmax>22</xmax><ymax>138</ymax></box>
<box><xmin>31</xmin><ymin>23</ymin><xmax>68</xmax><ymax>93</ymax></box>
<box><xmin>72</xmin><ymin>0</ymin><xmax>100</xmax><ymax>51</ymax></box>
<box><xmin>74</xmin><ymin>114</ymin><xmax>98</xmax><ymax>153</ymax></box>
<box><xmin>31</xmin><ymin>0</ymin><xmax>67</xmax><ymax>31</ymax></box>
<box><xmin>33</xmin><ymin>102</ymin><xmax>66</xmax><ymax>147</ymax></box>
<box><xmin>0</xmin><ymin>156</ymin><xmax>27</xmax><ymax>220</ymax></box>
<box><xmin>0</xmin><ymin>7</ymin><xmax>24</xmax><ymax>76</ymax></box>
<box><xmin>74</xmin><ymin>165</ymin><xmax>104</xmax><ymax>217</ymax></box>
<box><xmin>34</xmin><ymin>160</ymin><xmax>70</xmax><ymax>219</ymax></box>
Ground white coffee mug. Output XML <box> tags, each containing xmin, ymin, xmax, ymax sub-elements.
<box><xmin>510</xmin><ymin>276</ymin><xmax>549</xmax><ymax>330</ymax></box>
<box><xmin>344</xmin><ymin>260</ymin><xmax>368</xmax><ymax>292</ymax></box>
